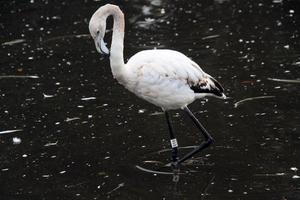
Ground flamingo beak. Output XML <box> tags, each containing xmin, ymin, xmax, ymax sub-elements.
<box><xmin>95</xmin><ymin>35</ymin><xmax>109</xmax><ymax>55</ymax></box>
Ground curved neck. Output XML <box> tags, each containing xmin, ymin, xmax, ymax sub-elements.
<box><xmin>108</xmin><ymin>7</ymin><xmax>125</xmax><ymax>79</ymax></box>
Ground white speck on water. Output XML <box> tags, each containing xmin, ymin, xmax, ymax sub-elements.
<box><xmin>228</xmin><ymin>189</ymin><xmax>233</xmax><ymax>193</ymax></box>
<box><xmin>145</xmin><ymin>18</ymin><xmax>155</xmax><ymax>23</ymax></box>
<box><xmin>0</xmin><ymin>129</ymin><xmax>23</xmax><ymax>135</ymax></box>
<box><xmin>104</xmin><ymin>156</ymin><xmax>110</xmax><ymax>160</ymax></box>
<box><xmin>12</xmin><ymin>137</ymin><xmax>21</xmax><ymax>144</ymax></box>
<box><xmin>22</xmin><ymin>154</ymin><xmax>28</xmax><ymax>158</ymax></box>
<box><xmin>97</xmin><ymin>103</ymin><xmax>108</xmax><ymax>108</ymax></box>
<box><xmin>59</xmin><ymin>170</ymin><xmax>66</xmax><ymax>174</ymax></box>
<box><xmin>138</xmin><ymin>109</ymin><xmax>146</xmax><ymax>113</ymax></box>
<box><xmin>42</xmin><ymin>174</ymin><xmax>50</xmax><ymax>178</ymax></box>
<box><xmin>276</xmin><ymin>20</ymin><xmax>282</xmax><ymax>26</ymax></box>
<box><xmin>88</xmin><ymin>115</ymin><xmax>93</xmax><ymax>118</ymax></box>
<box><xmin>202</xmin><ymin>34</ymin><xmax>220</xmax><ymax>40</ymax></box>
<box><xmin>289</xmin><ymin>9</ymin><xmax>295</xmax><ymax>14</ymax></box>
<box><xmin>284</xmin><ymin>45</ymin><xmax>290</xmax><ymax>49</ymax></box>
<box><xmin>2</xmin><ymin>39</ymin><xmax>26</xmax><ymax>46</ymax></box>
<box><xmin>1</xmin><ymin>168</ymin><xmax>9</xmax><ymax>171</ymax></box>
<box><xmin>55</xmin><ymin>82</ymin><xmax>60</xmax><ymax>85</ymax></box>
<box><xmin>272</xmin><ymin>0</ymin><xmax>283</xmax><ymax>3</ymax></box>
<box><xmin>0</xmin><ymin>75</ymin><xmax>39</xmax><ymax>79</ymax></box>
<box><xmin>44</xmin><ymin>141</ymin><xmax>58</xmax><ymax>147</ymax></box>
<box><xmin>81</xmin><ymin>97</ymin><xmax>96</xmax><ymax>101</ymax></box>
<box><xmin>65</xmin><ymin>117</ymin><xmax>80</xmax><ymax>122</ymax></box>
<box><xmin>43</xmin><ymin>93</ymin><xmax>54</xmax><ymax>98</ymax></box>
<box><xmin>290</xmin><ymin>167</ymin><xmax>298</xmax><ymax>171</ymax></box>
<box><xmin>292</xmin><ymin>175</ymin><xmax>300</xmax><ymax>179</ymax></box>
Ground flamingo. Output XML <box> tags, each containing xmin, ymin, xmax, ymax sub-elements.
<box><xmin>89</xmin><ymin>4</ymin><xmax>226</xmax><ymax>168</ymax></box>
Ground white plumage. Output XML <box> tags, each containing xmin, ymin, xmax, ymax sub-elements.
<box><xmin>124</xmin><ymin>49</ymin><xmax>225</xmax><ymax>110</ymax></box>
<box><xmin>89</xmin><ymin>4</ymin><xmax>226</xmax><ymax>166</ymax></box>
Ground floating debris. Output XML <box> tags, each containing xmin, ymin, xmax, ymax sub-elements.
<box><xmin>0</xmin><ymin>129</ymin><xmax>23</xmax><ymax>135</ymax></box>
<box><xmin>202</xmin><ymin>34</ymin><xmax>220</xmax><ymax>40</ymax></box>
<box><xmin>283</xmin><ymin>45</ymin><xmax>290</xmax><ymax>49</ymax></box>
<box><xmin>44</xmin><ymin>141</ymin><xmax>58</xmax><ymax>147</ymax></box>
<box><xmin>2</xmin><ymin>39</ymin><xmax>26</xmax><ymax>46</ymax></box>
<box><xmin>290</xmin><ymin>167</ymin><xmax>298</xmax><ymax>172</ymax></box>
<box><xmin>65</xmin><ymin>117</ymin><xmax>80</xmax><ymax>122</ymax></box>
<box><xmin>0</xmin><ymin>75</ymin><xmax>39</xmax><ymax>79</ymax></box>
<box><xmin>292</xmin><ymin>61</ymin><xmax>300</xmax><ymax>66</ymax></box>
<box><xmin>96</xmin><ymin>103</ymin><xmax>108</xmax><ymax>108</ymax></box>
<box><xmin>138</xmin><ymin>109</ymin><xmax>146</xmax><ymax>114</ymax></box>
<box><xmin>234</xmin><ymin>96</ymin><xmax>275</xmax><ymax>108</ymax></box>
<box><xmin>143</xmin><ymin>160</ymin><xmax>164</xmax><ymax>164</ymax></box>
<box><xmin>81</xmin><ymin>97</ymin><xmax>96</xmax><ymax>101</ymax></box>
<box><xmin>107</xmin><ymin>182</ymin><xmax>125</xmax><ymax>194</ymax></box>
<box><xmin>267</xmin><ymin>78</ymin><xmax>300</xmax><ymax>84</ymax></box>
<box><xmin>43</xmin><ymin>93</ymin><xmax>54</xmax><ymax>98</ymax></box>
<box><xmin>12</xmin><ymin>137</ymin><xmax>21</xmax><ymax>144</ymax></box>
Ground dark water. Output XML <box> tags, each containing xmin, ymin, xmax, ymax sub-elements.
<box><xmin>1</xmin><ymin>0</ymin><xmax>300</xmax><ymax>199</ymax></box>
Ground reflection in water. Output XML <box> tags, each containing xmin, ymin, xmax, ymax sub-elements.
<box><xmin>0</xmin><ymin>0</ymin><xmax>300</xmax><ymax>199</ymax></box>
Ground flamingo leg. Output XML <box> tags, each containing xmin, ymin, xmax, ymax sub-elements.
<box><xmin>164</xmin><ymin>111</ymin><xmax>179</xmax><ymax>167</ymax></box>
<box><xmin>176</xmin><ymin>106</ymin><xmax>214</xmax><ymax>165</ymax></box>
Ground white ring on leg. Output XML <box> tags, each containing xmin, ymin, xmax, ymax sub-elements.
<box><xmin>170</xmin><ymin>138</ymin><xmax>178</xmax><ymax>148</ymax></box>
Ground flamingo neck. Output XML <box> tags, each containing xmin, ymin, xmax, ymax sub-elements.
<box><xmin>109</xmin><ymin>7</ymin><xmax>125</xmax><ymax>79</ymax></box>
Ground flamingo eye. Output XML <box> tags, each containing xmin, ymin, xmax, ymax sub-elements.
<box><xmin>96</xmin><ymin>30</ymin><xmax>100</xmax><ymax>35</ymax></box>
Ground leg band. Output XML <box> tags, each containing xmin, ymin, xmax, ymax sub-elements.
<box><xmin>170</xmin><ymin>138</ymin><xmax>178</xmax><ymax>148</ymax></box>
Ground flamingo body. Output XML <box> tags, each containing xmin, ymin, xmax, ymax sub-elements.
<box><xmin>123</xmin><ymin>49</ymin><xmax>224</xmax><ymax>110</ymax></box>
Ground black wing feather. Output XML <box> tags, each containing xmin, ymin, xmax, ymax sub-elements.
<box><xmin>190</xmin><ymin>76</ymin><xmax>224</xmax><ymax>97</ymax></box>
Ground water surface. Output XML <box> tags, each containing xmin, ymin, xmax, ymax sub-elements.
<box><xmin>0</xmin><ymin>0</ymin><xmax>300</xmax><ymax>199</ymax></box>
